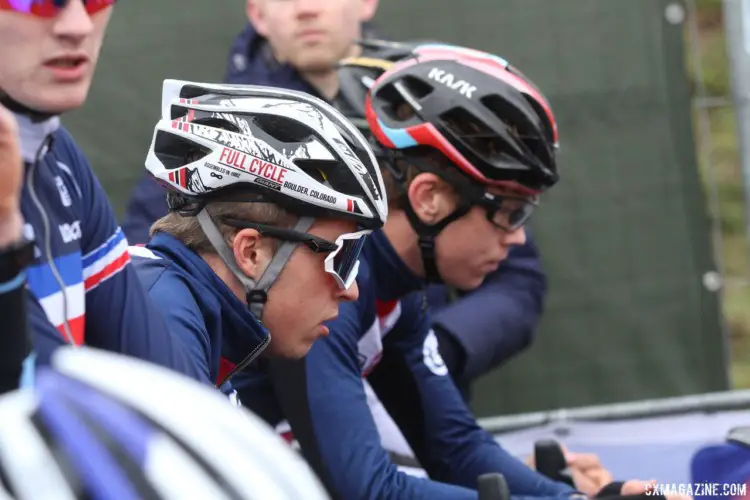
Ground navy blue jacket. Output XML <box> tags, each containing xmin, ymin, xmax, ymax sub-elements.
<box><xmin>129</xmin><ymin>232</ymin><xmax>270</xmax><ymax>394</ymax></box>
<box><xmin>121</xmin><ymin>22</ymin><xmax>547</xmax><ymax>382</ymax></box>
<box><xmin>236</xmin><ymin>230</ymin><xmax>573</xmax><ymax>500</ymax></box>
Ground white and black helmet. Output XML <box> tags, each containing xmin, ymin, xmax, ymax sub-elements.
<box><xmin>0</xmin><ymin>347</ymin><xmax>331</xmax><ymax>500</ymax></box>
<box><xmin>146</xmin><ymin>80</ymin><xmax>387</xmax><ymax>228</ymax></box>
<box><xmin>144</xmin><ymin>80</ymin><xmax>388</xmax><ymax>317</ymax></box>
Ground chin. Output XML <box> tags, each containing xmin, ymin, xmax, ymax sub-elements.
<box><xmin>27</xmin><ymin>86</ymin><xmax>90</xmax><ymax>115</ymax></box>
<box><xmin>293</xmin><ymin>52</ymin><xmax>339</xmax><ymax>73</ymax></box>
<box><xmin>266</xmin><ymin>341</ymin><xmax>312</xmax><ymax>360</ymax></box>
<box><xmin>446</xmin><ymin>273</ymin><xmax>485</xmax><ymax>292</ymax></box>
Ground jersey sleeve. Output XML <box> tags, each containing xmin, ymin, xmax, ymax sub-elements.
<box><xmin>369</xmin><ymin>293</ymin><xmax>577</xmax><ymax>499</ymax></box>
<box><xmin>56</xmin><ymin>130</ymin><xmax>194</xmax><ymax>376</ymax></box>
<box><xmin>29</xmin><ymin>277</ymin><xmax>68</xmax><ymax>368</ymax></box>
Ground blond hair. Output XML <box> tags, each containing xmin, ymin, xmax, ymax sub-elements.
<box><xmin>150</xmin><ymin>201</ymin><xmax>296</xmax><ymax>254</ymax></box>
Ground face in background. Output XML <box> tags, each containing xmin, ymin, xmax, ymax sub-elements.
<box><xmin>251</xmin><ymin>218</ymin><xmax>361</xmax><ymax>359</ymax></box>
<box><xmin>0</xmin><ymin>0</ymin><xmax>112</xmax><ymax>114</ymax></box>
<box><xmin>406</xmin><ymin>168</ymin><xmax>530</xmax><ymax>291</ymax></box>
<box><xmin>433</xmin><ymin>189</ymin><xmax>528</xmax><ymax>291</ymax></box>
<box><xmin>247</xmin><ymin>0</ymin><xmax>379</xmax><ymax>74</ymax></box>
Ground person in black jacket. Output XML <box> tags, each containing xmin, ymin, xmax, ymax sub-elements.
<box><xmin>0</xmin><ymin>103</ymin><xmax>34</xmax><ymax>394</ymax></box>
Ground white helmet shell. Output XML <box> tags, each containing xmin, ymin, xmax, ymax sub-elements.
<box><xmin>145</xmin><ymin>80</ymin><xmax>387</xmax><ymax>229</ymax></box>
<box><xmin>0</xmin><ymin>347</ymin><xmax>331</xmax><ymax>499</ymax></box>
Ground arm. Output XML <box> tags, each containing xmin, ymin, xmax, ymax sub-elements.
<box><xmin>0</xmin><ymin>104</ymin><xmax>30</xmax><ymax>393</ymax></box>
<box><xmin>265</xmin><ymin>302</ymin><xmax>480</xmax><ymax>500</ymax></box>
<box><xmin>0</xmin><ymin>265</ymin><xmax>30</xmax><ymax>393</ymax></box>
<box><xmin>430</xmin><ymin>232</ymin><xmax>546</xmax><ymax>382</ymax></box>
<box><xmin>60</xmin><ymin>133</ymin><xmax>196</xmax><ymax>378</ymax></box>
<box><xmin>369</xmin><ymin>294</ymin><xmax>575</xmax><ymax>499</ymax></box>
<box><xmin>121</xmin><ymin>173</ymin><xmax>168</xmax><ymax>245</ymax></box>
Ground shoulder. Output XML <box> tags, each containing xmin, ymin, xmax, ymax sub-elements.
<box><xmin>129</xmin><ymin>247</ymin><xmax>189</xmax><ymax>296</ymax></box>
<box><xmin>51</xmin><ymin>126</ymin><xmax>87</xmax><ymax>166</ymax></box>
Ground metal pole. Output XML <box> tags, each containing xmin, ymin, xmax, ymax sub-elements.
<box><xmin>723</xmin><ymin>0</ymin><xmax>750</xmax><ymax>275</ymax></box>
<box><xmin>479</xmin><ymin>388</ymin><xmax>750</xmax><ymax>434</ymax></box>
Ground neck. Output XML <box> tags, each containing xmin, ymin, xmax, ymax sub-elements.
<box><xmin>13</xmin><ymin>111</ymin><xmax>60</xmax><ymax>163</ymax></box>
<box><xmin>301</xmin><ymin>69</ymin><xmax>341</xmax><ymax>100</ymax></box>
<box><xmin>200</xmin><ymin>252</ymin><xmax>246</xmax><ymax>301</ymax></box>
<box><xmin>300</xmin><ymin>44</ymin><xmax>363</xmax><ymax>100</ymax></box>
<box><xmin>381</xmin><ymin>210</ymin><xmax>425</xmax><ymax>278</ymax></box>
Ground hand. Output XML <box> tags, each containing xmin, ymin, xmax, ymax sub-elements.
<box><xmin>565</xmin><ymin>451</ymin><xmax>613</xmax><ymax>497</ymax></box>
<box><xmin>525</xmin><ymin>446</ymin><xmax>613</xmax><ymax>497</ymax></box>
<box><xmin>0</xmin><ymin>103</ymin><xmax>23</xmax><ymax>246</ymax></box>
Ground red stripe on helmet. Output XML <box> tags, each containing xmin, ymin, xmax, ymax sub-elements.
<box><xmin>406</xmin><ymin>122</ymin><xmax>540</xmax><ymax>196</ymax></box>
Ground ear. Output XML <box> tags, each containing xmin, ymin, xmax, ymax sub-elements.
<box><xmin>232</xmin><ymin>228</ymin><xmax>274</xmax><ymax>281</ymax></box>
<box><xmin>360</xmin><ymin>0</ymin><xmax>379</xmax><ymax>22</ymax></box>
<box><xmin>406</xmin><ymin>172</ymin><xmax>456</xmax><ymax>225</ymax></box>
<box><xmin>247</xmin><ymin>0</ymin><xmax>269</xmax><ymax>38</ymax></box>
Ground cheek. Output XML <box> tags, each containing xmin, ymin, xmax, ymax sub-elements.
<box><xmin>262</xmin><ymin>13</ymin><xmax>295</xmax><ymax>47</ymax></box>
<box><xmin>0</xmin><ymin>23</ymin><xmax>36</xmax><ymax>81</ymax></box>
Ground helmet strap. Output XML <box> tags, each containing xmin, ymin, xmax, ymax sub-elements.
<box><xmin>0</xmin><ymin>91</ymin><xmax>57</xmax><ymax>123</ymax></box>
<box><xmin>402</xmin><ymin>200</ymin><xmax>471</xmax><ymax>284</ymax></box>
<box><xmin>196</xmin><ymin>209</ymin><xmax>315</xmax><ymax>318</ymax></box>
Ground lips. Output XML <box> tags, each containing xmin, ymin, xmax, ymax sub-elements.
<box><xmin>296</xmin><ymin>29</ymin><xmax>325</xmax><ymax>40</ymax></box>
<box><xmin>44</xmin><ymin>54</ymin><xmax>89</xmax><ymax>68</ymax></box>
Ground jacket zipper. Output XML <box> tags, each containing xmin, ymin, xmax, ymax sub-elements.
<box><xmin>216</xmin><ymin>333</ymin><xmax>271</xmax><ymax>387</ymax></box>
<box><xmin>27</xmin><ymin>135</ymin><xmax>76</xmax><ymax>346</ymax></box>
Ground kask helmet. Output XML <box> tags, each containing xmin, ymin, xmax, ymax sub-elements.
<box><xmin>146</xmin><ymin>80</ymin><xmax>387</xmax><ymax>229</ymax></box>
<box><xmin>0</xmin><ymin>347</ymin><xmax>330</xmax><ymax>500</ymax></box>
<box><xmin>338</xmin><ymin>42</ymin><xmax>559</xmax><ymax>194</ymax></box>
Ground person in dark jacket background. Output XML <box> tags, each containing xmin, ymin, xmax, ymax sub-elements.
<box><xmin>120</xmin><ymin>0</ymin><xmax>546</xmax><ymax>402</ymax></box>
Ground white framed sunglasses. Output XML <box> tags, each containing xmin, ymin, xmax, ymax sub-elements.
<box><xmin>222</xmin><ymin>218</ymin><xmax>371</xmax><ymax>290</ymax></box>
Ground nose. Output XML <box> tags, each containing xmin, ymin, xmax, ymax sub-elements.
<box><xmin>501</xmin><ymin>226</ymin><xmax>527</xmax><ymax>246</ymax></box>
<box><xmin>294</xmin><ymin>0</ymin><xmax>324</xmax><ymax>18</ymax></box>
<box><xmin>337</xmin><ymin>279</ymin><xmax>360</xmax><ymax>302</ymax></box>
<box><xmin>53</xmin><ymin>0</ymin><xmax>94</xmax><ymax>40</ymax></box>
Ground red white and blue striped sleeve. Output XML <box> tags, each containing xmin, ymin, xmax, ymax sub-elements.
<box><xmin>58</xmin><ymin>129</ymin><xmax>195</xmax><ymax>375</ymax></box>
<box><xmin>82</xmin><ymin>227</ymin><xmax>130</xmax><ymax>293</ymax></box>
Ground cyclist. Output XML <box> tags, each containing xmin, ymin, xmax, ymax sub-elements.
<box><xmin>235</xmin><ymin>42</ymin><xmax>671</xmax><ymax>500</ymax></box>
<box><xmin>0</xmin><ymin>345</ymin><xmax>331</xmax><ymax>499</ymax></box>
<box><xmin>0</xmin><ymin>0</ymin><xmax>193</xmax><ymax>374</ymax></box>
<box><xmin>230</xmin><ymin>42</ymin><xmax>572</xmax><ymax>499</ymax></box>
<box><xmin>129</xmin><ymin>80</ymin><xmax>387</xmax><ymax>395</ymax></box>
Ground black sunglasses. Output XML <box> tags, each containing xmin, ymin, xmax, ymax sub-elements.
<box><xmin>221</xmin><ymin>218</ymin><xmax>338</xmax><ymax>253</ymax></box>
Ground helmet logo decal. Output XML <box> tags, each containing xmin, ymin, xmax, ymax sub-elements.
<box><xmin>427</xmin><ymin>68</ymin><xmax>477</xmax><ymax>99</ymax></box>
<box><xmin>218</xmin><ymin>147</ymin><xmax>288</xmax><ymax>185</ymax></box>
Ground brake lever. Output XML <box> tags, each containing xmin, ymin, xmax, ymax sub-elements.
<box><xmin>534</xmin><ymin>439</ymin><xmax>575</xmax><ymax>487</ymax></box>
<box><xmin>478</xmin><ymin>473</ymin><xmax>511</xmax><ymax>500</ymax></box>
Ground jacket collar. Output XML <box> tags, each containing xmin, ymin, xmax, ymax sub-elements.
<box><xmin>363</xmin><ymin>230</ymin><xmax>425</xmax><ymax>302</ymax></box>
<box><xmin>147</xmin><ymin>232</ymin><xmax>270</xmax><ymax>368</ymax></box>
<box><xmin>15</xmin><ymin>112</ymin><xmax>60</xmax><ymax>163</ymax></box>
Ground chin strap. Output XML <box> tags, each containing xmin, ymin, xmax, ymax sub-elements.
<box><xmin>0</xmin><ymin>91</ymin><xmax>56</xmax><ymax>123</ymax></box>
<box><xmin>402</xmin><ymin>200</ymin><xmax>472</xmax><ymax>283</ymax></box>
<box><xmin>196</xmin><ymin>209</ymin><xmax>314</xmax><ymax>319</ymax></box>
